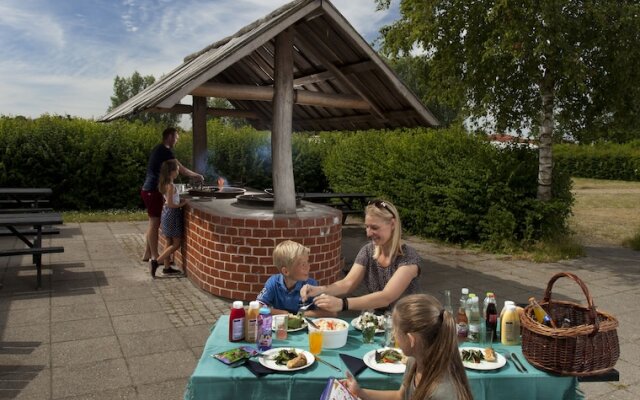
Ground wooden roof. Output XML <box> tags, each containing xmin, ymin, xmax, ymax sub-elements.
<box><xmin>99</xmin><ymin>0</ymin><xmax>439</xmax><ymax>131</ymax></box>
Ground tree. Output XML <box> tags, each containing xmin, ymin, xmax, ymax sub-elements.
<box><xmin>108</xmin><ymin>71</ymin><xmax>180</xmax><ymax>126</ymax></box>
<box><xmin>375</xmin><ymin>0</ymin><xmax>640</xmax><ymax>200</ymax></box>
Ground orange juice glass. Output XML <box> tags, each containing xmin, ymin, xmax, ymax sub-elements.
<box><xmin>309</xmin><ymin>331</ymin><xmax>323</xmax><ymax>355</ymax></box>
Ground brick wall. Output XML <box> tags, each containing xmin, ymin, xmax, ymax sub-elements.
<box><xmin>162</xmin><ymin>204</ymin><xmax>344</xmax><ymax>302</ymax></box>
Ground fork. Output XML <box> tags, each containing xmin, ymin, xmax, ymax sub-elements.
<box><xmin>503</xmin><ymin>351</ymin><xmax>524</xmax><ymax>373</ymax></box>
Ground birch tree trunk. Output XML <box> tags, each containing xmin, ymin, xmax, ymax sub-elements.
<box><xmin>537</xmin><ymin>83</ymin><xmax>554</xmax><ymax>201</ymax></box>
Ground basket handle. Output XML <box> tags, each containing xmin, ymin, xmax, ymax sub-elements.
<box><xmin>542</xmin><ymin>272</ymin><xmax>600</xmax><ymax>335</ymax></box>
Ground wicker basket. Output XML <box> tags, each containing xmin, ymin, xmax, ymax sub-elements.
<box><xmin>521</xmin><ymin>272</ymin><xmax>619</xmax><ymax>376</ymax></box>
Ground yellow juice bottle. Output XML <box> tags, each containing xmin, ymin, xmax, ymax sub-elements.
<box><xmin>501</xmin><ymin>305</ymin><xmax>520</xmax><ymax>345</ymax></box>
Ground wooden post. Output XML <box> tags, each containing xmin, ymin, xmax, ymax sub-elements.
<box><xmin>272</xmin><ymin>29</ymin><xmax>296</xmax><ymax>214</ymax></box>
<box><xmin>192</xmin><ymin>96</ymin><xmax>208</xmax><ymax>176</ymax></box>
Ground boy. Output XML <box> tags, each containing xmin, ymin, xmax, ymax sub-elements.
<box><xmin>257</xmin><ymin>240</ymin><xmax>335</xmax><ymax>317</ymax></box>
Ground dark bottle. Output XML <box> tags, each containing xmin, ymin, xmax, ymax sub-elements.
<box><xmin>485</xmin><ymin>301</ymin><xmax>498</xmax><ymax>342</ymax></box>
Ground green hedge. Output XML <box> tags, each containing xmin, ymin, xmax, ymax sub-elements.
<box><xmin>322</xmin><ymin>126</ymin><xmax>573</xmax><ymax>247</ymax></box>
<box><xmin>554</xmin><ymin>142</ymin><xmax>640</xmax><ymax>181</ymax></box>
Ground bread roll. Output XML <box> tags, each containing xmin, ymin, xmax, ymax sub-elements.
<box><xmin>484</xmin><ymin>347</ymin><xmax>497</xmax><ymax>362</ymax></box>
<box><xmin>286</xmin><ymin>353</ymin><xmax>307</xmax><ymax>368</ymax></box>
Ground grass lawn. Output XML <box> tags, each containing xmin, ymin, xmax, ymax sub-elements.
<box><xmin>570</xmin><ymin>177</ymin><xmax>640</xmax><ymax>247</ymax></box>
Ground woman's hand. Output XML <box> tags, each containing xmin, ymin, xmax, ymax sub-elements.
<box><xmin>313</xmin><ymin>294</ymin><xmax>342</xmax><ymax>313</ymax></box>
<box><xmin>300</xmin><ymin>284</ymin><xmax>324</xmax><ymax>302</ymax></box>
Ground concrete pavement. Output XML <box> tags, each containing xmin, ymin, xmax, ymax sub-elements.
<box><xmin>0</xmin><ymin>221</ymin><xmax>637</xmax><ymax>399</ymax></box>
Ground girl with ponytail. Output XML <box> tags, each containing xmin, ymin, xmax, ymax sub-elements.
<box><xmin>344</xmin><ymin>294</ymin><xmax>472</xmax><ymax>400</ymax></box>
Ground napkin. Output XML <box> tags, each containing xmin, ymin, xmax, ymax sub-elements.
<box><xmin>244</xmin><ymin>359</ymin><xmax>274</xmax><ymax>377</ymax></box>
<box><xmin>339</xmin><ymin>354</ymin><xmax>367</xmax><ymax>377</ymax></box>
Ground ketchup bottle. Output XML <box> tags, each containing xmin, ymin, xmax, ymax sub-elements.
<box><xmin>229</xmin><ymin>301</ymin><xmax>245</xmax><ymax>342</ymax></box>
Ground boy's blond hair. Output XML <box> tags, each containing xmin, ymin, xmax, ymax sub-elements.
<box><xmin>273</xmin><ymin>240</ymin><xmax>309</xmax><ymax>270</ymax></box>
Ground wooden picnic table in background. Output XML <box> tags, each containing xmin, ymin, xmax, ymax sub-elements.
<box><xmin>300</xmin><ymin>192</ymin><xmax>373</xmax><ymax>223</ymax></box>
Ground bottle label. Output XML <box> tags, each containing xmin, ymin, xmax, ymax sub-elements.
<box><xmin>488</xmin><ymin>314</ymin><xmax>498</xmax><ymax>324</ymax></box>
<box><xmin>231</xmin><ymin>317</ymin><xmax>244</xmax><ymax>341</ymax></box>
<box><xmin>456</xmin><ymin>322</ymin><xmax>468</xmax><ymax>338</ymax></box>
<box><xmin>258</xmin><ymin>315</ymin><xmax>272</xmax><ymax>350</ymax></box>
<box><xmin>246</xmin><ymin>319</ymin><xmax>258</xmax><ymax>341</ymax></box>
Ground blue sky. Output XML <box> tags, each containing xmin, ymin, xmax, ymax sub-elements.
<box><xmin>0</xmin><ymin>0</ymin><xmax>400</xmax><ymax>120</ymax></box>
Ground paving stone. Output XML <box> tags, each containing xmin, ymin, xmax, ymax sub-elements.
<box><xmin>0</xmin><ymin>307</ymin><xmax>50</xmax><ymax>328</ymax></box>
<box><xmin>136</xmin><ymin>377</ymin><xmax>189</xmax><ymax>400</ymax></box>
<box><xmin>100</xmin><ymin>285</ymin><xmax>155</xmax><ymax>302</ymax></box>
<box><xmin>50</xmin><ymin>262</ymin><xmax>94</xmax><ymax>282</ymax></box>
<box><xmin>51</xmin><ymin>291</ymin><xmax>103</xmax><ymax>307</ymax></box>
<box><xmin>52</xmin><ymin>358</ymin><xmax>132</xmax><ymax>399</ymax></box>
<box><xmin>0</xmin><ymin>295</ymin><xmax>49</xmax><ymax>312</ymax></box>
<box><xmin>0</xmin><ymin>366</ymin><xmax>50</xmax><ymax>400</ymax></box>
<box><xmin>52</xmin><ymin>336</ymin><xmax>122</xmax><ymax>367</ymax></box>
<box><xmin>118</xmin><ymin>328</ymin><xmax>188</xmax><ymax>358</ymax></box>
<box><xmin>57</xmin><ymin>386</ymin><xmax>138</xmax><ymax>400</ymax></box>
<box><xmin>111</xmin><ymin>312</ymin><xmax>173</xmax><ymax>335</ymax></box>
<box><xmin>127</xmin><ymin>349</ymin><xmax>196</xmax><ymax>385</ymax></box>
<box><xmin>0</xmin><ymin>323</ymin><xmax>50</xmax><ymax>344</ymax></box>
<box><xmin>51</xmin><ymin>317</ymin><xmax>114</xmax><ymax>343</ymax></box>
<box><xmin>0</xmin><ymin>342</ymin><xmax>49</xmax><ymax>367</ymax></box>
<box><xmin>105</xmin><ymin>297</ymin><xmax>163</xmax><ymax>317</ymax></box>
<box><xmin>51</xmin><ymin>301</ymin><xmax>109</xmax><ymax>323</ymax></box>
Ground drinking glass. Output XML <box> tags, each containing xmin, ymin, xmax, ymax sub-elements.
<box><xmin>309</xmin><ymin>330</ymin><xmax>323</xmax><ymax>355</ymax></box>
<box><xmin>362</xmin><ymin>324</ymin><xmax>376</xmax><ymax>344</ymax></box>
<box><xmin>275</xmin><ymin>315</ymin><xmax>288</xmax><ymax>340</ymax></box>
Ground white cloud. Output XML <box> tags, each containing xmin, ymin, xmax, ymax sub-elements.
<box><xmin>0</xmin><ymin>1</ymin><xmax>65</xmax><ymax>49</ymax></box>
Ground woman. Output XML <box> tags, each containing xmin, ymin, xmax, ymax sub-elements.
<box><xmin>301</xmin><ymin>200</ymin><xmax>421</xmax><ymax>313</ymax></box>
<box><xmin>344</xmin><ymin>294</ymin><xmax>473</xmax><ymax>400</ymax></box>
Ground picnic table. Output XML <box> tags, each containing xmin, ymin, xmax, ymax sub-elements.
<box><xmin>0</xmin><ymin>212</ymin><xmax>64</xmax><ymax>288</ymax></box>
<box><xmin>185</xmin><ymin>316</ymin><xmax>585</xmax><ymax>400</ymax></box>
<box><xmin>0</xmin><ymin>187</ymin><xmax>52</xmax><ymax>209</ymax></box>
<box><xmin>300</xmin><ymin>192</ymin><xmax>372</xmax><ymax>223</ymax></box>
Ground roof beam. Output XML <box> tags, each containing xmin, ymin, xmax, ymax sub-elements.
<box><xmin>292</xmin><ymin>60</ymin><xmax>376</xmax><ymax>87</ymax></box>
<box><xmin>294</xmin><ymin>109</ymin><xmax>420</xmax><ymax>126</ymax></box>
<box><xmin>293</xmin><ymin>29</ymin><xmax>386</xmax><ymax>120</ymax></box>
<box><xmin>148</xmin><ymin>104</ymin><xmax>260</xmax><ymax>119</ymax></box>
<box><xmin>191</xmin><ymin>82</ymin><xmax>370</xmax><ymax>110</ymax></box>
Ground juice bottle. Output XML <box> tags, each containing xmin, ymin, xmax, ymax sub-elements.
<box><xmin>228</xmin><ymin>301</ymin><xmax>245</xmax><ymax>342</ymax></box>
<box><xmin>498</xmin><ymin>300</ymin><xmax>515</xmax><ymax>340</ymax></box>
<box><xmin>456</xmin><ymin>297</ymin><xmax>468</xmax><ymax>342</ymax></box>
<box><xmin>465</xmin><ymin>293</ymin><xmax>476</xmax><ymax>319</ymax></box>
<box><xmin>501</xmin><ymin>305</ymin><xmax>520</xmax><ymax>345</ymax></box>
<box><xmin>245</xmin><ymin>301</ymin><xmax>260</xmax><ymax>343</ymax></box>
<box><xmin>257</xmin><ymin>307</ymin><xmax>273</xmax><ymax>351</ymax></box>
<box><xmin>528</xmin><ymin>297</ymin><xmax>557</xmax><ymax>328</ymax></box>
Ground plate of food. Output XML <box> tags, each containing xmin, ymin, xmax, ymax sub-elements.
<box><xmin>259</xmin><ymin>348</ymin><xmax>315</xmax><ymax>372</ymax></box>
<box><xmin>351</xmin><ymin>312</ymin><xmax>385</xmax><ymax>334</ymax></box>
<box><xmin>363</xmin><ymin>348</ymin><xmax>407</xmax><ymax>374</ymax></box>
<box><xmin>459</xmin><ymin>347</ymin><xmax>506</xmax><ymax>371</ymax></box>
<box><xmin>272</xmin><ymin>313</ymin><xmax>308</xmax><ymax>332</ymax></box>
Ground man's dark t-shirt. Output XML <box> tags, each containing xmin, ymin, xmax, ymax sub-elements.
<box><xmin>142</xmin><ymin>144</ymin><xmax>175</xmax><ymax>191</ymax></box>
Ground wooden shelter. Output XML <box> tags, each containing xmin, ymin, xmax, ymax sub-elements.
<box><xmin>100</xmin><ymin>0</ymin><xmax>439</xmax><ymax>213</ymax></box>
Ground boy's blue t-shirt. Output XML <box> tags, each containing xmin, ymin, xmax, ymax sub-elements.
<box><xmin>257</xmin><ymin>274</ymin><xmax>318</xmax><ymax>313</ymax></box>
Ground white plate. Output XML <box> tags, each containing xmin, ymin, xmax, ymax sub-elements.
<box><xmin>351</xmin><ymin>316</ymin><xmax>385</xmax><ymax>334</ymax></box>
<box><xmin>258</xmin><ymin>348</ymin><xmax>315</xmax><ymax>372</ymax></box>
<box><xmin>363</xmin><ymin>348</ymin><xmax>407</xmax><ymax>374</ymax></box>
<box><xmin>459</xmin><ymin>347</ymin><xmax>507</xmax><ymax>370</ymax></box>
<box><xmin>271</xmin><ymin>319</ymin><xmax>308</xmax><ymax>332</ymax></box>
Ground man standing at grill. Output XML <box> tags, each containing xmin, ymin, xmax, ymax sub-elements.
<box><xmin>140</xmin><ymin>127</ymin><xmax>203</xmax><ymax>274</ymax></box>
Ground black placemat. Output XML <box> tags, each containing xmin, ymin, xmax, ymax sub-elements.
<box><xmin>339</xmin><ymin>353</ymin><xmax>367</xmax><ymax>377</ymax></box>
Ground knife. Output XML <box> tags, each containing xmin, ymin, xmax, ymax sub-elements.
<box><xmin>304</xmin><ymin>317</ymin><xmax>319</xmax><ymax>329</ymax></box>
<box><xmin>316</xmin><ymin>355</ymin><xmax>342</xmax><ymax>372</ymax></box>
<box><xmin>511</xmin><ymin>353</ymin><xmax>529</xmax><ymax>373</ymax></box>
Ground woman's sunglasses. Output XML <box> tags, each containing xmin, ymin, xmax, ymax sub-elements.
<box><xmin>368</xmin><ymin>200</ymin><xmax>395</xmax><ymax>217</ymax></box>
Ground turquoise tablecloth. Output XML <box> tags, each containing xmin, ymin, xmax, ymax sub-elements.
<box><xmin>185</xmin><ymin>316</ymin><xmax>580</xmax><ymax>400</ymax></box>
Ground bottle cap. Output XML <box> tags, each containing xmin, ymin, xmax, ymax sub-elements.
<box><xmin>462</xmin><ymin>288</ymin><xmax>469</xmax><ymax>295</ymax></box>
<box><xmin>232</xmin><ymin>301</ymin><xmax>243</xmax><ymax>309</ymax></box>
<box><xmin>259</xmin><ymin>307</ymin><xmax>271</xmax><ymax>314</ymax></box>
<box><xmin>249</xmin><ymin>301</ymin><xmax>260</xmax><ymax>309</ymax></box>
<box><xmin>506</xmin><ymin>304</ymin><xmax>516</xmax><ymax>311</ymax></box>
<box><xmin>504</xmin><ymin>300</ymin><xmax>515</xmax><ymax>307</ymax></box>
<box><xmin>469</xmin><ymin>293</ymin><xmax>476</xmax><ymax>298</ymax></box>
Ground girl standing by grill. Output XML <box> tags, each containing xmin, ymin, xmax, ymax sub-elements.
<box><xmin>152</xmin><ymin>159</ymin><xmax>188</xmax><ymax>278</ymax></box>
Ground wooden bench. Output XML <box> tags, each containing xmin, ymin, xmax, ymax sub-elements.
<box><xmin>0</xmin><ymin>212</ymin><xmax>64</xmax><ymax>288</ymax></box>
<box><xmin>0</xmin><ymin>207</ymin><xmax>54</xmax><ymax>214</ymax></box>
<box><xmin>0</xmin><ymin>188</ymin><xmax>52</xmax><ymax>209</ymax></box>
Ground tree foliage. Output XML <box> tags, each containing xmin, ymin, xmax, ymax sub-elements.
<box><xmin>375</xmin><ymin>0</ymin><xmax>640</xmax><ymax>198</ymax></box>
<box><xmin>108</xmin><ymin>71</ymin><xmax>180</xmax><ymax>126</ymax></box>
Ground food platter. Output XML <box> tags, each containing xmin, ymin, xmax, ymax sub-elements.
<box><xmin>272</xmin><ymin>318</ymin><xmax>308</xmax><ymax>332</ymax></box>
<box><xmin>459</xmin><ymin>347</ymin><xmax>507</xmax><ymax>371</ymax></box>
<box><xmin>258</xmin><ymin>348</ymin><xmax>315</xmax><ymax>372</ymax></box>
<box><xmin>351</xmin><ymin>316</ymin><xmax>385</xmax><ymax>334</ymax></box>
<box><xmin>362</xmin><ymin>348</ymin><xmax>406</xmax><ymax>374</ymax></box>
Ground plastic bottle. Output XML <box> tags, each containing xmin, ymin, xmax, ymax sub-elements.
<box><xmin>245</xmin><ymin>301</ymin><xmax>260</xmax><ymax>343</ymax></box>
<box><xmin>443</xmin><ymin>290</ymin><xmax>453</xmax><ymax>314</ymax></box>
<box><xmin>528</xmin><ymin>297</ymin><xmax>557</xmax><ymax>328</ymax></box>
<box><xmin>384</xmin><ymin>313</ymin><xmax>394</xmax><ymax>348</ymax></box>
<box><xmin>229</xmin><ymin>301</ymin><xmax>245</xmax><ymax>342</ymax></box>
<box><xmin>485</xmin><ymin>294</ymin><xmax>498</xmax><ymax>343</ymax></box>
<box><xmin>456</xmin><ymin>295</ymin><xmax>469</xmax><ymax>342</ymax></box>
<box><xmin>467</xmin><ymin>297</ymin><xmax>481</xmax><ymax>343</ymax></box>
<box><xmin>497</xmin><ymin>300</ymin><xmax>515</xmax><ymax>340</ymax></box>
<box><xmin>501</xmin><ymin>305</ymin><xmax>520</xmax><ymax>345</ymax></box>
<box><xmin>482</xmin><ymin>292</ymin><xmax>495</xmax><ymax>319</ymax></box>
<box><xmin>257</xmin><ymin>307</ymin><xmax>273</xmax><ymax>351</ymax></box>
<box><xmin>466</xmin><ymin>293</ymin><xmax>476</xmax><ymax>319</ymax></box>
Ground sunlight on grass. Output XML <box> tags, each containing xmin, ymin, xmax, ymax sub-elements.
<box><xmin>527</xmin><ymin>235</ymin><xmax>586</xmax><ymax>262</ymax></box>
<box><xmin>63</xmin><ymin>209</ymin><xmax>147</xmax><ymax>223</ymax></box>
<box><xmin>622</xmin><ymin>228</ymin><xmax>640</xmax><ymax>251</ymax></box>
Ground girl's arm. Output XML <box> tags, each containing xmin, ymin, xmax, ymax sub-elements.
<box><xmin>165</xmin><ymin>185</ymin><xmax>181</xmax><ymax>208</ymax></box>
<box><xmin>313</xmin><ymin>264</ymin><xmax>419</xmax><ymax>313</ymax></box>
<box><xmin>343</xmin><ymin>372</ymin><xmax>403</xmax><ymax>400</ymax></box>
